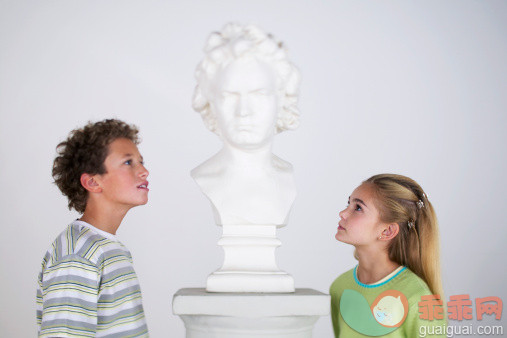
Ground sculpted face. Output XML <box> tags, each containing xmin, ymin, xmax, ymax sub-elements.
<box><xmin>210</xmin><ymin>58</ymin><xmax>279</xmax><ymax>149</ymax></box>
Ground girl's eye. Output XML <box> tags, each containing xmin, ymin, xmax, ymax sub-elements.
<box><xmin>124</xmin><ymin>159</ymin><xmax>132</xmax><ymax>165</ymax></box>
<box><xmin>354</xmin><ymin>204</ymin><xmax>362</xmax><ymax>211</ymax></box>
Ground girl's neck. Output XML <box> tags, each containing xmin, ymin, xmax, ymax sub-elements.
<box><xmin>355</xmin><ymin>246</ymin><xmax>400</xmax><ymax>284</ymax></box>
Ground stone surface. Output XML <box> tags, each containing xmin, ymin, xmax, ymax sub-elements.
<box><xmin>173</xmin><ymin>288</ymin><xmax>330</xmax><ymax>338</ymax></box>
<box><xmin>190</xmin><ymin>23</ymin><xmax>302</xmax><ymax>292</ymax></box>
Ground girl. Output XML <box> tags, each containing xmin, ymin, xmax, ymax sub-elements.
<box><xmin>330</xmin><ymin>174</ymin><xmax>446</xmax><ymax>337</ymax></box>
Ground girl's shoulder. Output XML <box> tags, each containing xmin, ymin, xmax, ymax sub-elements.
<box><xmin>329</xmin><ymin>267</ymin><xmax>355</xmax><ymax>294</ymax></box>
<box><xmin>393</xmin><ymin>268</ymin><xmax>434</xmax><ymax>301</ymax></box>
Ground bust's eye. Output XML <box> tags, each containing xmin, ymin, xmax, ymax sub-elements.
<box><xmin>221</xmin><ymin>92</ymin><xmax>235</xmax><ymax>98</ymax></box>
<box><xmin>252</xmin><ymin>89</ymin><xmax>272</xmax><ymax>96</ymax></box>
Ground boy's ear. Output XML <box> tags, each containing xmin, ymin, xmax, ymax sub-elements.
<box><xmin>80</xmin><ymin>173</ymin><xmax>102</xmax><ymax>193</ymax></box>
<box><xmin>381</xmin><ymin>223</ymin><xmax>399</xmax><ymax>240</ymax></box>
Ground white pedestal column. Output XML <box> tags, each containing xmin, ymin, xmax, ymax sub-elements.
<box><xmin>173</xmin><ymin>288</ymin><xmax>330</xmax><ymax>338</ymax></box>
<box><xmin>207</xmin><ymin>225</ymin><xmax>294</xmax><ymax>293</ymax></box>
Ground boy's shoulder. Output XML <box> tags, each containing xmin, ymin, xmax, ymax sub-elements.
<box><xmin>41</xmin><ymin>220</ymin><xmax>126</xmax><ymax>272</ymax></box>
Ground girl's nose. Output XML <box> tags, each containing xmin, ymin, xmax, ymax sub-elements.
<box><xmin>338</xmin><ymin>207</ymin><xmax>347</xmax><ymax>220</ymax></box>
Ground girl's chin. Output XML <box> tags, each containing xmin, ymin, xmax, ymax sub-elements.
<box><xmin>335</xmin><ymin>233</ymin><xmax>354</xmax><ymax>245</ymax></box>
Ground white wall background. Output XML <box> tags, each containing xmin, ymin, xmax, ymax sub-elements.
<box><xmin>1</xmin><ymin>1</ymin><xmax>506</xmax><ymax>336</ymax></box>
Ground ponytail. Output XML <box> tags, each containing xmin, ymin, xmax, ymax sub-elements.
<box><xmin>365</xmin><ymin>174</ymin><xmax>443</xmax><ymax>299</ymax></box>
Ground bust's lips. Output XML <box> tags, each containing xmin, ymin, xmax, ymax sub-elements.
<box><xmin>235</xmin><ymin>125</ymin><xmax>255</xmax><ymax>131</ymax></box>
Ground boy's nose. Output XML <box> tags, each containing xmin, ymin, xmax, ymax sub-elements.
<box><xmin>139</xmin><ymin>165</ymin><xmax>149</xmax><ymax>178</ymax></box>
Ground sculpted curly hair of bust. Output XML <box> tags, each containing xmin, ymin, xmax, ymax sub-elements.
<box><xmin>52</xmin><ymin>119</ymin><xmax>139</xmax><ymax>214</ymax></box>
<box><xmin>192</xmin><ymin>23</ymin><xmax>301</xmax><ymax>134</ymax></box>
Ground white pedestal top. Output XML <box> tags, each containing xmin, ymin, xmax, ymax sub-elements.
<box><xmin>172</xmin><ymin>288</ymin><xmax>330</xmax><ymax>318</ymax></box>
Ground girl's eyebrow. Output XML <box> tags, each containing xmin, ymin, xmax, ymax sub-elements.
<box><xmin>352</xmin><ymin>197</ymin><xmax>368</xmax><ymax>209</ymax></box>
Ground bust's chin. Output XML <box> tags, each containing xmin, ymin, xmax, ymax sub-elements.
<box><xmin>220</xmin><ymin>129</ymin><xmax>275</xmax><ymax>150</ymax></box>
<box><xmin>228</xmin><ymin>142</ymin><xmax>268</xmax><ymax>151</ymax></box>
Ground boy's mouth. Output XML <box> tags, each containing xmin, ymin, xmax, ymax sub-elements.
<box><xmin>137</xmin><ymin>181</ymin><xmax>149</xmax><ymax>190</ymax></box>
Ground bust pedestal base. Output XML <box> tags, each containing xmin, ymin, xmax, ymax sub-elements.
<box><xmin>172</xmin><ymin>288</ymin><xmax>330</xmax><ymax>338</ymax></box>
<box><xmin>207</xmin><ymin>225</ymin><xmax>295</xmax><ymax>293</ymax></box>
<box><xmin>207</xmin><ymin>272</ymin><xmax>294</xmax><ymax>293</ymax></box>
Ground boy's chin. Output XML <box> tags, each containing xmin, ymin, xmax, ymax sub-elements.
<box><xmin>127</xmin><ymin>199</ymin><xmax>149</xmax><ymax>208</ymax></box>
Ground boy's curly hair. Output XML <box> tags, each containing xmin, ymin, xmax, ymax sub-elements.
<box><xmin>52</xmin><ymin>119</ymin><xmax>140</xmax><ymax>214</ymax></box>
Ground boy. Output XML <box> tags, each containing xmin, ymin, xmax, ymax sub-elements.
<box><xmin>36</xmin><ymin>119</ymin><xmax>150</xmax><ymax>337</ymax></box>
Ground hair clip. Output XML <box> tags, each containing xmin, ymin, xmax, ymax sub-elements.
<box><xmin>408</xmin><ymin>219</ymin><xmax>415</xmax><ymax>229</ymax></box>
<box><xmin>416</xmin><ymin>200</ymin><xmax>424</xmax><ymax>209</ymax></box>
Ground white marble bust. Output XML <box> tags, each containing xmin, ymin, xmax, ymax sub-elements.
<box><xmin>191</xmin><ymin>23</ymin><xmax>301</xmax><ymax>226</ymax></box>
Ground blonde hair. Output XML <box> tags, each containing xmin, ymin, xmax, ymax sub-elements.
<box><xmin>364</xmin><ymin>174</ymin><xmax>443</xmax><ymax>298</ymax></box>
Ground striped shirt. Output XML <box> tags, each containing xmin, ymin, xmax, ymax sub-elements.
<box><xmin>36</xmin><ymin>220</ymin><xmax>149</xmax><ymax>337</ymax></box>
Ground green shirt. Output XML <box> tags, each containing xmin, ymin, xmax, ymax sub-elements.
<box><xmin>330</xmin><ymin>266</ymin><xmax>446</xmax><ymax>337</ymax></box>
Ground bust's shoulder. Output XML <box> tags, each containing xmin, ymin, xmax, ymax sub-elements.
<box><xmin>272</xmin><ymin>154</ymin><xmax>293</xmax><ymax>173</ymax></box>
<box><xmin>191</xmin><ymin>154</ymin><xmax>225</xmax><ymax>180</ymax></box>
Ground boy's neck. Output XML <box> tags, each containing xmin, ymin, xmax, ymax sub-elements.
<box><xmin>354</xmin><ymin>246</ymin><xmax>400</xmax><ymax>284</ymax></box>
<box><xmin>80</xmin><ymin>201</ymin><xmax>128</xmax><ymax>235</ymax></box>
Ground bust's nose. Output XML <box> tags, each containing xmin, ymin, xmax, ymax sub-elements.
<box><xmin>236</xmin><ymin>95</ymin><xmax>251</xmax><ymax>117</ymax></box>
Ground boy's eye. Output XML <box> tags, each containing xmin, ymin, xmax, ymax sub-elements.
<box><xmin>124</xmin><ymin>159</ymin><xmax>132</xmax><ymax>165</ymax></box>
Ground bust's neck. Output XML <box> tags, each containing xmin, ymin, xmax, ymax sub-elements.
<box><xmin>220</xmin><ymin>142</ymin><xmax>273</xmax><ymax>168</ymax></box>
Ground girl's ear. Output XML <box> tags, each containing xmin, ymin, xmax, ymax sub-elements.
<box><xmin>80</xmin><ymin>173</ymin><xmax>102</xmax><ymax>193</ymax></box>
<box><xmin>381</xmin><ymin>223</ymin><xmax>399</xmax><ymax>240</ymax></box>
